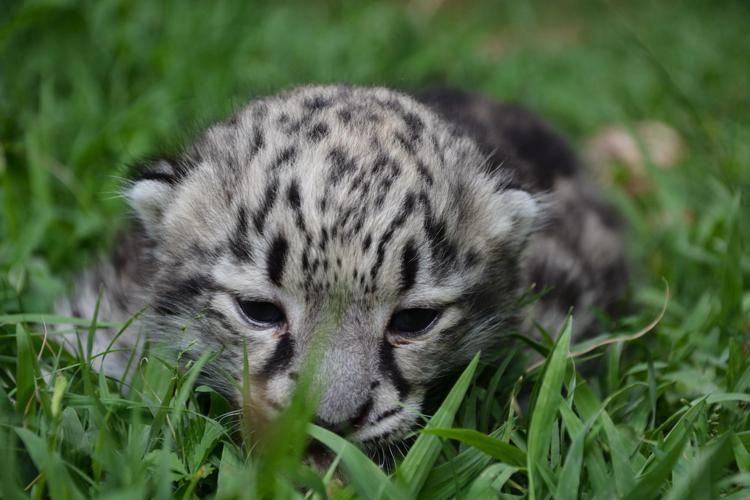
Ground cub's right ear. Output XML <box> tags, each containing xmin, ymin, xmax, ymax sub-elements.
<box><xmin>125</xmin><ymin>159</ymin><xmax>185</xmax><ymax>231</ymax></box>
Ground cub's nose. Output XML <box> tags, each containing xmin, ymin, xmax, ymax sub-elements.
<box><xmin>313</xmin><ymin>396</ymin><xmax>373</xmax><ymax>435</ymax></box>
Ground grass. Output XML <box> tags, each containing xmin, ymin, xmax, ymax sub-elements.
<box><xmin>1</xmin><ymin>0</ymin><xmax>749</xmax><ymax>497</ymax></box>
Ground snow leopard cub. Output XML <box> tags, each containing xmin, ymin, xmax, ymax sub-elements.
<box><xmin>61</xmin><ymin>85</ymin><xmax>626</xmax><ymax>448</ymax></box>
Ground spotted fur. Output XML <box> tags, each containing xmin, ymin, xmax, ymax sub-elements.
<box><xmin>59</xmin><ymin>85</ymin><xmax>627</xmax><ymax>448</ymax></box>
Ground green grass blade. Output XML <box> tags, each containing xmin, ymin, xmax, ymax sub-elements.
<box><xmin>554</xmin><ymin>407</ymin><xmax>600</xmax><ymax>500</ymax></box>
<box><xmin>418</xmin><ymin>429</ymin><xmax>503</xmax><ymax>500</ymax></box>
<box><xmin>15</xmin><ymin>427</ymin><xmax>85</xmax><ymax>500</ymax></box>
<box><xmin>397</xmin><ymin>352</ymin><xmax>481</xmax><ymax>496</ymax></box>
<box><xmin>420</xmin><ymin>428</ymin><xmax>526</xmax><ymax>467</ymax></box>
<box><xmin>308</xmin><ymin>424</ymin><xmax>407</xmax><ymax>500</ymax></box>
<box><xmin>171</xmin><ymin>351</ymin><xmax>213</xmax><ymax>428</ymax></box>
<box><xmin>14</xmin><ymin>323</ymin><xmax>34</xmax><ymax>415</ymax></box>
<box><xmin>0</xmin><ymin>428</ymin><xmax>25</xmax><ymax>500</ymax></box>
<box><xmin>600</xmin><ymin>410</ymin><xmax>636</xmax><ymax>496</ymax></box>
<box><xmin>732</xmin><ymin>433</ymin><xmax>750</xmax><ymax>474</ymax></box>
<box><xmin>622</xmin><ymin>401</ymin><xmax>705</xmax><ymax>500</ymax></box>
<box><xmin>664</xmin><ymin>434</ymin><xmax>733</xmax><ymax>500</ymax></box>
<box><xmin>464</xmin><ymin>463</ymin><xmax>518</xmax><ymax>499</ymax></box>
<box><xmin>526</xmin><ymin>316</ymin><xmax>572</xmax><ymax>499</ymax></box>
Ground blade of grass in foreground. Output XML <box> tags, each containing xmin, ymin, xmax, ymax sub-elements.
<box><xmin>396</xmin><ymin>352</ymin><xmax>481</xmax><ymax>496</ymax></box>
<box><xmin>663</xmin><ymin>433</ymin><xmax>733</xmax><ymax>500</ymax></box>
<box><xmin>554</xmin><ymin>406</ymin><xmax>601</xmax><ymax>500</ymax></box>
<box><xmin>526</xmin><ymin>316</ymin><xmax>572</xmax><ymax>500</ymax></box>
<box><xmin>418</xmin><ymin>427</ymin><xmax>504</xmax><ymax>500</ymax></box>
<box><xmin>464</xmin><ymin>462</ymin><xmax>518</xmax><ymax>498</ymax></box>
<box><xmin>14</xmin><ymin>323</ymin><xmax>34</xmax><ymax>415</ymax></box>
<box><xmin>15</xmin><ymin>427</ymin><xmax>85</xmax><ymax>500</ymax></box>
<box><xmin>419</xmin><ymin>427</ymin><xmax>526</xmax><ymax>467</ymax></box>
<box><xmin>308</xmin><ymin>424</ymin><xmax>408</xmax><ymax>500</ymax></box>
<box><xmin>622</xmin><ymin>400</ymin><xmax>705</xmax><ymax>500</ymax></box>
<box><xmin>0</xmin><ymin>313</ymin><xmax>118</xmax><ymax>329</ymax></box>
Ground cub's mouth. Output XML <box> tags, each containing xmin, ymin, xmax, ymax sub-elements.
<box><xmin>235</xmin><ymin>375</ymin><xmax>425</xmax><ymax>450</ymax></box>
<box><xmin>238</xmin><ymin>394</ymin><xmax>420</xmax><ymax>471</ymax></box>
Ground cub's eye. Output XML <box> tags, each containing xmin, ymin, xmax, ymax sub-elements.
<box><xmin>236</xmin><ymin>300</ymin><xmax>285</xmax><ymax>326</ymax></box>
<box><xmin>388</xmin><ymin>308</ymin><xmax>440</xmax><ymax>336</ymax></box>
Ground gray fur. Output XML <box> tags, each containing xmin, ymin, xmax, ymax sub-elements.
<box><xmin>61</xmin><ymin>85</ymin><xmax>626</xmax><ymax>447</ymax></box>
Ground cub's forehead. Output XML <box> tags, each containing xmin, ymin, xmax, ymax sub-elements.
<box><xmin>150</xmin><ymin>86</ymin><xmax>500</xmax><ymax>299</ymax></box>
<box><xmin>197</xmin><ymin>85</ymin><xmax>477</xmax><ymax>190</ymax></box>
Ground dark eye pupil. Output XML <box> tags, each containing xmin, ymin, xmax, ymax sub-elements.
<box><xmin>238</xmin><ymin>300</ymin><xmax>285</xmax><ymax>325</ymax></box>
<box><xmin>389</xmin><ymin>308</ymin><xmax>439</xmax><ymax>335</ymax></box>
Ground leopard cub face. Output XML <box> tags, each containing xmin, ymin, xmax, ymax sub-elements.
<box><xmin>127</xmin><ymin>86</ymin><xmax>539</xmax><ymax>446</ymax></box>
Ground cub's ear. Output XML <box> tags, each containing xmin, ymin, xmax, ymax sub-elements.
<box><xmin>483</xmin><ymin>186</ymin><xmax>542</xmax><ymax>251</ymax></box>
<box><xmin>125</xmin><ymin>159</ymin><xmax>186</xmax><ymax>231</ymax></box>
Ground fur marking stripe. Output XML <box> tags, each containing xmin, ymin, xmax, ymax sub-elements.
<box><xmin>378</xmin><ymin>339</ymin><xmax>410</xmax><ymax>400</ymax></box>
<box><xmin>269</xmin><ymin>146</ymin><xmax>298</xmax><ymax>171</ymax></box>
<box><xmin>261</xmin><ymin>332</ymin><xmax>295</xmax><ymax>376</ymax></box>
<box><xmin>267</xmin><ymin>235</ymin><xmax>289</xmax><ymax>286</ymax></box>
<box><xmin>369</xmin><ymin>193</ymin><xmax>416</xmax><ymax>282</ymax></box>
<box><xmin>400</xmin><ymin>240</ymin><xmax>419</xmax><ymax>293</ymax></box>
<box><xmin>252</xmin><ymin>177</ymin><xmax>279</xmax><ymax>234</ymax></box>
<box><xmin>154</xmin><ymin>275</ymin><xmax>215</xmax><ymax>316</ymax></box>
<box><xmin>229</xmin><ymin>206</ymin><xmax>252</xmax><ymax>261</ymax></box>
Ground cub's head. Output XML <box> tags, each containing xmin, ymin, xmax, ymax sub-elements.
<box><xmin>127</xmin><ymin>86</ymin><xmax>539</xmax><ymax>448</ymax></box>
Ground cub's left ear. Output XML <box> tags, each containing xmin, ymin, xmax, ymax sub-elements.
<box><xmin>125</xmin><ymin>159</ymin><xmax>185</xmax><ymax>232</ymax></box>
<box><xmin>483</xmin><ymin>187</ymin><xmax>542</xmax><ymax>251</ymax></box>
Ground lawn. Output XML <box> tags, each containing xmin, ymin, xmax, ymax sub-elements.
<box><xmin>1</xmin><ymin>0</ymin><xmax>749</xmax><ymax>498</ymax></box>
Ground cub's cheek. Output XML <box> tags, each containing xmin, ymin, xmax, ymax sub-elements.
<box><xmin>393</xmin><ymin>341</ymin><xmax>450</xmax><ymax>385</ymax></box>
<box><xmin>265</xmin><ymin>372</ymin><xmax>297</xmax><ymax>408</ymax></box>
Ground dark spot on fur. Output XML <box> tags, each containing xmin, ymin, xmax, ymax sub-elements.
<box><xmin>229</xmin><ymin>206</ymin><xmax>252</xmax><ymax>261</ymax></box>
<box><xmin>403</xmin><ymin>112</ymin><xmax>424</xmax><ymax>140</ymax></box>
<box><xmin>328</xmin><ymin>148</ymin><xmax>357</xmax><ymax>185</ymax></box>
<box><xmin>266</xmin><ymin>235</ymin><xmax>289</xmax><ymax>286</ymax></box>
<box><xmin>371</xmin><ymin>153</ymin><xmax>389</xmax><ymax>175</ymax></box>
<box><xmin>464</xmin><ymin>249</ymin><xmax>480</xmax><ymax>269</ymax></box>
<box><xmin>307</xmin><ymin>122</ymin><xmax>329</xmax><ymax>141</ymax></box>
<box><xmin>287</xmin><ymin>180</ymin><xmax>301</xmax><ymax>209</ymax></box>
<box><xmin>337</xmin><ymin>108</ymin><xmax>352</xmax><ymax>124</ymax></box>
<box><xmin>251</xmin><ymin>126</ymin><xmax>265</xmax><ymax>154</ymax></box>
<box><xmin>154</xmin><ymin>275</ymin><xmax>215</xmax><ymax>316</ymax></box>
<box><xmin>400</xmin><ymin>241</ymin><xmax>419</xmax><ymax>293</ymax></box>
<box><xmin>269</xmin><ymin>146</ymin><xmax>297</xmax><ymax>171</ymax></box>
<box><xmin>261</xmin><ymin>333</ymin><xmax>295</xmax><ymax>376</ymax></box>
<box><xmin>362</xmin><ymin>233</ymin><xmax>372</xmax><ymax>252</ymax></box>
<box><xmin>424</xmin><ymin>214</ymin><xmax>458</xmax><ymax>268</ymax></box>
<box><xmin>303</xmin><ymin>96</ymin><xmax>332</xmax><ymax>111</ymax></box>
<box><xmin>252</xmin><ymin>178</ymin><xmax>279</xmax><ymax>235</ymax></box>
<box><xmin>416</xmin><ymin>161</ymin><xmax>433</xmax><ymax>185</ymax></box>
<box><xmin>395</xmin><ymin>132</ymin><xmax>416</xmax><ymax>154</ymax></box>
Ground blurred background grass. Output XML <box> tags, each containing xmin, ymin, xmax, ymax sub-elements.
<box><xmin>1</xmin><ymin>0</ymin><xmax>749</xmax><ymax>497</ymax></box>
